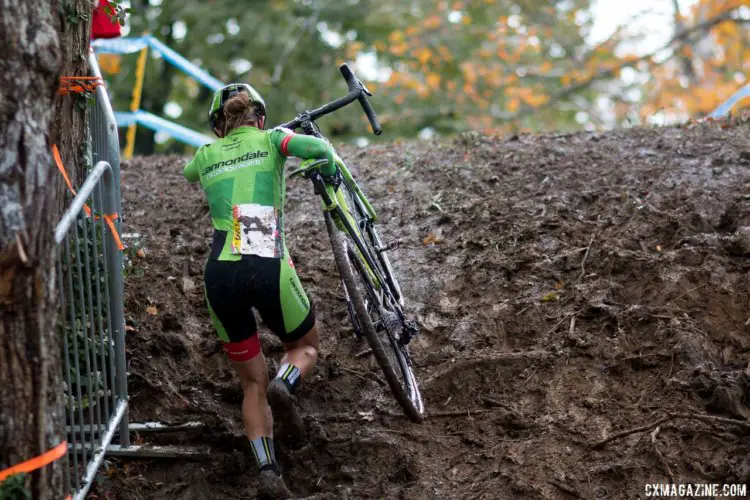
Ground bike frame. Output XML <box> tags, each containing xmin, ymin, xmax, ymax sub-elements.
<box><xmin>282</xmin><ymin>63</ymin><xmax>416</xmax><ymax>342</ymax></box>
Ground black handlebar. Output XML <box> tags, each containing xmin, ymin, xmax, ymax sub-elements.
<box><xmin>339</xmin><ymin>64</ymin><xmax>382</xmax><ymax>135</ymax></box>
<box><xmin>281</xmin><ymin>63</ymin><xmax>383</xmax><ymax>135</ymax></box>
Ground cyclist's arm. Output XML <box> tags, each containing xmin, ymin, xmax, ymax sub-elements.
<box><xmin>183</xmin><ymin>148</ymin><xmax>203</xmax><ymax>183</ymax></box>
<box><xmin>270</xmin><ymin>127</ymin><xmax>336</xmax><ymax>176</ymax></box>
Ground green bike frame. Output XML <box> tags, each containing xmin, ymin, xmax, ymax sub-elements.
<box><xmin>303</xmin><ymin>155</ymin><xmax>376</xmax><ymax>215</ymax></box>
<box><xmin>296</xmin><ymin>154</ymin><xmax>381</xmax><ymax>287</ymax></box>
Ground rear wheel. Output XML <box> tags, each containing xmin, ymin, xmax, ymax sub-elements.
<box><xmin>325</xmin><ymin>212</ymin><xmax>423</xmax><ymax>422</ymax></box>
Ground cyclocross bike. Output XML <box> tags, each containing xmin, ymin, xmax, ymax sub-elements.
<box><xmin>281</xmin><ymin>64</ymin><xmax>424</xmax><ymax>422</ymax></box>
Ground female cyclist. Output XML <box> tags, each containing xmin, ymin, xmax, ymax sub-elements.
<box><xmin>183</xmin><ymin>83</ymin><xmax>337</xmax><ymax>498</ymax></box>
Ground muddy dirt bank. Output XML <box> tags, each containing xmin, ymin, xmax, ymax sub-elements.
<box><xmin>99</xmin><ymin>120</ymin><xmax>750</xmax><ymax>499</ymax></box>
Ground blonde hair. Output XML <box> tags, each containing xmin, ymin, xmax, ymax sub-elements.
<box><xmin>220</xmin><ymin>92</ymin><xmax>261</xmax><ymax>136</ymax></box>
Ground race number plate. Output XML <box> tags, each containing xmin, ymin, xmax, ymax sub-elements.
<box><xmin>231</xmin><ymin>204</ymin><xmax>278</xmax><ymax>258</ymax></box>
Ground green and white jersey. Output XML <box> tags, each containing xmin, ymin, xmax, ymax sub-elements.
<box><xmin>184</xmin><ymin>126</ymin><xmax>292</xmax><ymax>261</ymax></box>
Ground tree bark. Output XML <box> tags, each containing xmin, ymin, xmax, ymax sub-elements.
<box><xmin>0</xmin><ymin>0</ymin><xmax>92</xmax><ymax>498</ymax></box>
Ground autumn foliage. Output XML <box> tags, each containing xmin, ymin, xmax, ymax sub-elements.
<box><xmin>640</xmin><ymin>0</ymin><xmax>750</xmax><ymax>121</ymax></box>
<box><xmin>345</xmin><ymin>0</ymin><xmax>749</xmax><ymax>134</ymax></box>
<box><xmin>113</xmin><ymin>0</ymin><xmax>748</xmax><ymax>151</ymax></box>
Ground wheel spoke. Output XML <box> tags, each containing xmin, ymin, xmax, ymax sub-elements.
<box><xmin>346</xmin><ymin>246</ymin><xmax>417</xmax><ymax>403</ymax></box>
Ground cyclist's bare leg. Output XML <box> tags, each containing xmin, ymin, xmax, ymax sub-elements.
<box><xmin>280</xmin><ymin>321</ymin><xmax>320</xmax><ymax>379</ymax></box>
<box><xmin>232</xmin><ymin>354</ymin><xmax>273</xmax><ymax>440</ymax></box>
<box><xmin>232</xmin><ymin>348</ymin><xmax>291</xmax><ymax>498</ymax></box>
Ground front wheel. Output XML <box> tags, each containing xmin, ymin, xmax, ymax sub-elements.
<box><xmin>325</xmin><ymin>212</ymin><xmax>424</xmax><ymax>422</ymax></box>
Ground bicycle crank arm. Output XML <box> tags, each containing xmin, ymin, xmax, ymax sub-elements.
<box><xmin>376</xmin><ymin>239</ymin><xmax>402</xmax><ymax>253</ymax></box>
<box><xmin>401</xmin><ymin>321</ymin><xmax>419</xmax><ymax>345</ymax></box>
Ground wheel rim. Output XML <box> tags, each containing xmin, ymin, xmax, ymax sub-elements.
<box><xmin>346</xmin><ymin>242</ymin><xmax>423</xmax><ymax>415</ymax></box>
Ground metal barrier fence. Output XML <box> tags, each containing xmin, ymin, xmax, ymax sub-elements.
<box><xmin>55</xmin><ymin>161</ymin><xmax>128</xmax><ymax>500</ymax></box>
<box><xmin>50</xmin><ymin>51</ymin><xmax>202</xmax><ymax>499</ymax></box>
<box><xmin>50</xmin><ymin>52</ymin><xmax>130</xmax><ymax>500</ymax></box>
<box><xmin>89</xmin><ymin>48</ymin><xmax>129</xmax><ymax>451</ymax></box>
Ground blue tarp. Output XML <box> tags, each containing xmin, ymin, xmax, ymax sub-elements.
<box><xmin>91</xmin><ymin>36</ymin><xmax>149</xmax><ymax>55</ymax></box>
<box><xmin>708</xmin><ymin>83</ymin><xmax>750</xmax><ymax>119</ymax></box>
<box><xmin>93</xmin><ymin>35</ymin><xmax>222</xmax><ymax>148</ymax></box>
<box><xmin>92</xmin><ymin>35</ymin><xmax>225</xmax><ymax>91</ymax></box>
<box><xmin>115</xmin><ymin>111</ymin><xmax>214</xmax><ymax>148</ymax></box>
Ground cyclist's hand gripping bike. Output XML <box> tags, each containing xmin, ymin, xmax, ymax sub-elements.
<box><xmin>282</xmin><ymin>64</ymin><xmax>424</xmax><ymax>422</ymax></box>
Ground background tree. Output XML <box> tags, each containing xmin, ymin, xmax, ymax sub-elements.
<box><xmin>106</xmin><ymin>0</ymin><xmax>749</xmax><ymax>155</ymax></box>
<box><xmin>110</xmin><ymin>0</ymin><xmax>603</xmax><ymax>147</ymax></box>
<box><xmin>0</xmin><ymin>0</ymin><xmax>92</xmax><ymax>498</ymax></box>
<box><xmin>363</xmin><ymin>0</ymin><xmax>600</xmax><ymax>134</ymax></box>
<box><xmin>108</xmin><ymin>0</ymin><xmax>388</xmax><ymax>153</ymax></box>
<box><xmin>637</xmin><ymin>0</ymin><xmax>750</xmax><ymax>122</ymax></box>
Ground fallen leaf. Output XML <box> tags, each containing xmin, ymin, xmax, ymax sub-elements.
<box><xmin>554</xmin><ymin>280</ymin><xmax>565</xmax><ymax>290</ymax></box>
<box><xmin>146</xmin><ymin>305</ymin><xmax>158</xmax><ymax>316</ymax></box>
<box><xmin>125</xmin><ymin>325</ymin><xmax>136</xmax><ymax>332</ymax></box>
<box><xmin>423</xmin><ymin>232</ymin><xmax>441</xmax><ymax>245</ymax></box>
<box><xmin>136</xmin><ymin>247</ymin><xmax>146</xmax><ymax>258</ymax></box>
<box><xmin>541</xmin><ymin>292</ymin><xmax>559</xmax><ymax>302</ymax></box>
<box><xmin>655</xmin><ymin>245</ymin><xmax>662</xmax><ymax>252</ymax></box>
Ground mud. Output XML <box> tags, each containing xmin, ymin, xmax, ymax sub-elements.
<box><xmin>97</xmin><ymin>120</ymin><xmax>750</xmax><ymax>499</ymax></box>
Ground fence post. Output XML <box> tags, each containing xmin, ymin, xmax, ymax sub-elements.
<box><xmin>89</xmin><ymin>49</ymin><xmax>122</xmax><ymax>215</ymax></box>
<box><xmin>101</xmin><ymin>169</ymin><xmax>130</xmax><ymax>447</ymax></box>
<box><xmin>89</xmin><ymin>50</ymin><xmax>129</xmax><ymax>447</ymax></box>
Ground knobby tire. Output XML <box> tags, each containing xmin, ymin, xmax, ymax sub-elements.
<box><xmin>324</xmin><ymin>212</ymin><xmax>422</xmax><ymax>422</ymax></box>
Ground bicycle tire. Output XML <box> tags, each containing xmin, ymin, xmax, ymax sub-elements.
<box><xmin>325</xmin><ymin>212</ymin><xmax>423</xmax><ymax>422</ymax></box>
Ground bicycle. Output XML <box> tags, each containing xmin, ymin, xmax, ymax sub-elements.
<box><xmin>281</xmin><ymin>64</ymin><xmax>425</xmax><ymax>422</ymax></box>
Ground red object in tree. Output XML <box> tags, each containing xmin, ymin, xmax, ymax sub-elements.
<box><xmin>91</xmin><ymin>0</ymin><xmax>121</xmax><ymax>39</ymax></box>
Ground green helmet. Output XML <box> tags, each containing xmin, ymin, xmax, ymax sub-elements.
<box><xmin>208</xmin><ymin>83</ymin><xmax>267</xmax><ymax>135</ymax></box>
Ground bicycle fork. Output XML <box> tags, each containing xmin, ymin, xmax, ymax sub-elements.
<box><xmin>340</xmin><ymin>278</ymin><xmax>363</xmax><ymax>339</ymax></box>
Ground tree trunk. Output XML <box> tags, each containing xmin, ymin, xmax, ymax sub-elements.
<box><xmin>0</xmin><ymin>0</ymin><xmax>92</xmax><ymax>498</ymax></box>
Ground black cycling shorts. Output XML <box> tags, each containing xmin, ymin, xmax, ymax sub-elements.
<box><xmin>204</xmin><ymin>231</ymin><xmax>315</xmax><ymax>353</ymax></box>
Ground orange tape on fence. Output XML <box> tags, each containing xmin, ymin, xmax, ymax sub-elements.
<box><xmin>52</xmin><ymin>145</ymin><xmax>125</xmax><ymax>251</ymax></box>
<box><xmin>102</xmin><ymin>213</ymin><xmax>124</xmax><ymax>251</ymax></box>
<box><xmin>52</xmin><ymin>144</ymin><xmax>91</xmax><ymax>217</ymax></box>
<box><xmin>57</xmin><ymin>76</ymin><xmax>103</xmax><ymax>96</ymax></box>
<box><xmin>0</xmin><ymin>441</ymin><xmax>67</xmax><ymax>482</ymax></box>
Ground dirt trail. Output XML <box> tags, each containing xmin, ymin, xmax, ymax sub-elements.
<box><xmin>99</xmin><ymin>121</ymin><xmax>750</xmax><ymax>499</ymax></box>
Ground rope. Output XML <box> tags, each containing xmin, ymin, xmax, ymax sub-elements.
<box><xmin>52</xmin><ymin>145</ymin><xmax>124</xmax><ymax>251</ymax></box>
<box><xmin>57</xmin><ymin>76</ymin><xmax>103</xmax><ymax>96</ymax></box>
<box><xmin>52</xmin><ymin>145</ymin><xmax>91</xmax><ymax>217</ymax></box>
<box><xmin>0</xmin><ymin>441</ymin><xmax>67</xmax><ymax>482</ymax></box>
<box><xmin>102</xmin><ymin>215</ymin><xmax>124</xmax><ymax>251</ymax></box>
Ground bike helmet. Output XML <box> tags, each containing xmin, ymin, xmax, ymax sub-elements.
<box><xmin>208</xmin><ymin>83</ymin><xmax>267</xmax><ymax>136</ymax></box>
